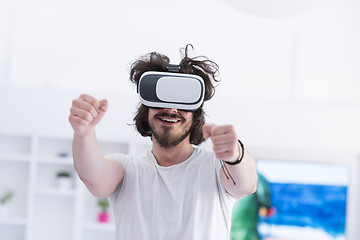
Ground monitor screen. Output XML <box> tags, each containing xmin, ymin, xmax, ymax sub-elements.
<box><xmin>257</xmin><ymin>160</ymin><xmax>348</xmax><ymax>240</ymax></box>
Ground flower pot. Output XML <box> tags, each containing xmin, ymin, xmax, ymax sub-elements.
<box><xmin>98</xmin><ymin>212</ymin><xmax>109</xmax><ymax>223</ymax></box>
<box><xmin>57</xmin><ymin>177</ymin><xmax>73</xmax><ymax>190</ymax></box>
<box><xmin>0</xmin><ymin>205</ymin><xmax>9</xmax><ymax>219</ymax></box>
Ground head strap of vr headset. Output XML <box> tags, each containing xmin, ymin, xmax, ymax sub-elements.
<box><xmin>136</xmin><ymin>64</ymin><xmax>180</xmax><ymax>93</ymax></box>
<box><xmin>167</xmin><ymin>64</ymin><xmax>180</xmax><ymax>73</ymax></box>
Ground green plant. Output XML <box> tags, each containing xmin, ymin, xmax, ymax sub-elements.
<box><xmin>97</xmin><ymin>198</ymin><xmax>110</xmax><ymax>212</ymax></box>
<box><xmin>0</xmin><ymin>191</ymin><xmax>15</xmax><ymax>204</ymax></box>
<box><xmin>57</xmin><ymin>171</ymin><xmax>70</xmax><ymax>178</ymax></box>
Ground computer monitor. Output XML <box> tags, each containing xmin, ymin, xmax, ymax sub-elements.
<box><xmin>249</xmin><ymin>146</ymin><xmax>360</xmax><ymax>240</ymax></box>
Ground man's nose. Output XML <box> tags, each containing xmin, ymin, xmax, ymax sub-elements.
<box><xmin>163</xmin><ymin>108</ymin><xmax>179</xmax><ymax>113</ymax></box>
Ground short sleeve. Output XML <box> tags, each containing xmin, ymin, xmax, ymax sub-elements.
<box><xmin>105</xmin><ymin>153</ymin><xmax>130</xmax><ymax>169</ymax></box>
<box><xmin>105</xmin><ymin>153</ymin><xmax>131</xmax><ymax>204</ymax></box>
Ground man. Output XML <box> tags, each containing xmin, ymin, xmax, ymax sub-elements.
<box><xmin>69</xmin><ymin>45</ymin><xmax>258</xmax><ymax>240</ymax></box>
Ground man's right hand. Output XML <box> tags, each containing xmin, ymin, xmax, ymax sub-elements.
<box><xmin>69</xmin><ymin>94</ymin><xmax>108</xmax><ymax>136</ymax></box>
<box><xmin>69</xmin><ymin>94</ymin><xmax>122</xmax><ymax>199</ymax></box>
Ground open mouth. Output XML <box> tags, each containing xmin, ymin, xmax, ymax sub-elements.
<box><xmin>154</xmin><ymin>111</ymin><xmax>185</xmax><ymax>125</ymax></box>
<box><xmin>159</xmin><ymin>117</ymin><xmax>181</xmax><ymax>124</ymax></box>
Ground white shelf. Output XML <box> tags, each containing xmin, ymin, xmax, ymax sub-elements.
<box><xmin>83</xmin><ymin>222</ymin><xmax>116</xmax><ymax>232</ymax></box>
<box><xmin>35</xmin><ymin>188</ymin><xmax>77</xmax><ymax>197</ymax></box>
<box><xmin>0</xmin><ymin>132</ymin><xmax>127</xmax><ymax>240</ymax></box>
<box><xmin>37</xmin><ymin>155</ymin><xmax>73</xmax><ymax>165</ymax></box>
<box><xmin>0</xmin><ymin>153</ymin><xmax>31</xmax><ymax>162</ymax></box>
<box><xmin>0</xmin><ymin>217</ymin><xmax>28</xmax><ymax>226</ymax></box>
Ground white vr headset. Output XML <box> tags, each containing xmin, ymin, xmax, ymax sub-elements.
<box><xmin>138</xmin><ymin>69</ymin><xmax>205</xmax><ymax>111</ymax></box>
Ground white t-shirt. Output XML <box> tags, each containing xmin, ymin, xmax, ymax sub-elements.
<box><xmin>107</xmin><ymin>147</ymin><xmax>235</xmax><ymax>240</ymax></box>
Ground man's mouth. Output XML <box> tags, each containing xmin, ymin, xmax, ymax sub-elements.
<box><xmin>159</xmin><ymin>117</ymin><xmax>181</xmax><ymax>123</ymax></box>
<box><xmin>155</xmin><ymin>112</ymin><xmax>184</xmax><ymax>124</ymax></box>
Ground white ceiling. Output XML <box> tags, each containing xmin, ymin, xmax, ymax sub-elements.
<box><xmin>0</xmin><ymin>0</ymin><xmax>359</xmax><ymax>105</ymax></box>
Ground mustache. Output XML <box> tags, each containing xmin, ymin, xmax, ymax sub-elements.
<box><xmin>154</xmin><ymin>112</ymin><xmax>186</xmax><ymax>121</ymax></box>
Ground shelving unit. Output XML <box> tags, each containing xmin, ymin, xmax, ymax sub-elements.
<box><xmin>0</xmin><ymin>132</ymin><xmax>152</xmax><ymax>240</ymax></box>
<box><xmin>0</xmin><ymin>134</ymin><xmax>31</xmax><ymax>240</ymax></box>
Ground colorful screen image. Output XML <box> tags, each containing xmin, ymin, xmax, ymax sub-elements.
<box><xmin>230</xmin><ymin>159</ymin><xmax>348</xmax><ymax>240</ymax></box>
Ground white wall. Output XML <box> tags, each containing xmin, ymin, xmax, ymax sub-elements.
<box><xmin>1</xmin><ymin>85</ymin><xmax>359</xmax><ymax>155</ymax></box>
<box><xmin>0</xmin><ymin>0</ymin><xmax>359</xmax><ymax>151</ymax></box>
<box><xmin>0</xmin><ymin>0</ymin><xmax>359</xmax><ymax>101</ymax></box>
<box><xmin>0</xmin><ymin>0</ymin><xmax>359</xmax><ymax>238</ymax></box>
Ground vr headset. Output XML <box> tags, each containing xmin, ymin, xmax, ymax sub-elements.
<box><xmin>138</xmin><ymin>65</ymin><xmax>205</xmax><ymax>111</ymax></box>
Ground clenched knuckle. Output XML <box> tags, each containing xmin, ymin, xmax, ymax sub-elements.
<box><xmin>85</xmin><ymin>104</ymin><xmax>93</xmax><ymax>112</ymax></box>
<box><xmin>90</xmin><ymin>98</ymin><xmax>97</xmax><ymax>105</ymax></box>
<box><xmin>70</xmin><ymin>107</ymin><xmax>76</xmax><ymax>114</ymax></box>
<box><xmin>86</xmin><ymin>112</ymin><xmax>92</xmax><ymax>119</ymax></box>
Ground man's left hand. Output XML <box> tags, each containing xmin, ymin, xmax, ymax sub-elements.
<box><xmin>203</xmin><ymin>124</ymin><xmax>240</xmax><ymax>163</ymax></box>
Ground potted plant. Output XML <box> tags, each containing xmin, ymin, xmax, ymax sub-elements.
<box><xmin>0</xmin><ymin>191</ymin><xmax>15</xmax><ymax>219</ymax></box>
<box><xmin>56</xmin><ymin>171</ymin><xmax>73</xmax><ymax>189</ymax></box>
<box><xmin>97</xmin><ymin>198</ymin><xmax>110</xmax><ymax>223</ymax></box>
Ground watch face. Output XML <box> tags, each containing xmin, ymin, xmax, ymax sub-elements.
<box><xmin>138</xmin><ymin>71</ymin><xmax>204</xmax><ymax>111</ymax></box>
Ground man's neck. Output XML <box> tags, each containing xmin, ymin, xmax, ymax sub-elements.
<box><xmin>152</xmin><ymin>139</ymin><xmax>194</xmax><ymax>167</ymax></box>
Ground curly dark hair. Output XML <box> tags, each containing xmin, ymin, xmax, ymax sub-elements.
<box><xmin>130</xmin><ymin>44</ymin><xmax>220</xmax><ymax>145</ymax></box>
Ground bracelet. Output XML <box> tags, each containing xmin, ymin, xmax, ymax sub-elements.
<box><xmin>223</xmin><ymin>140</ymin><xmax>244</xmax><ymax>165</ymax></box>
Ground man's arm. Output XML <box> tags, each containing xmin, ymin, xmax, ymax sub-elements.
<box><xmin>69</xmin><ymin>94</ymin><xmax>124</xmax><ymax>198</ymax></box>
<box><xmin>203</xmin><ymin>124</ymin><xmax>258</xmax><ymax>199</ymax></box>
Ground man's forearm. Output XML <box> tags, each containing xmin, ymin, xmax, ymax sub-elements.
<box><xmin>72</xmin><ymin>130</ymin><xmax>106</xmax><ymax>185</ymax></box>
<box><xmin>220</xmin><ymin>150</ymin><xmax>258</xmax><ymax>199</ymax></box>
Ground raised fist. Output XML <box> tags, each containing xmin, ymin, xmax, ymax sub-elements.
<box><xmin>69</xmin><ymin>94</ymin><xmax>108</xmax><ymax>136</ymax></box>
<box><xmin>203</xmin><ymin>123</ymin><xmax>240</xmax><ymax>163</ymax></box>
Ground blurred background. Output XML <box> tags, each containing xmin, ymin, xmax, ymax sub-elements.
<box><xmin>0</xmin><ymin>0</ymin><xmax>359</xmax><ymax>240</ymax></box>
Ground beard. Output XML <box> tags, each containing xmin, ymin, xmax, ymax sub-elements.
<box><xmin>149</xmin><ymin>112</ymin><xmax>192</xmax><ymax>148</ymax></box>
